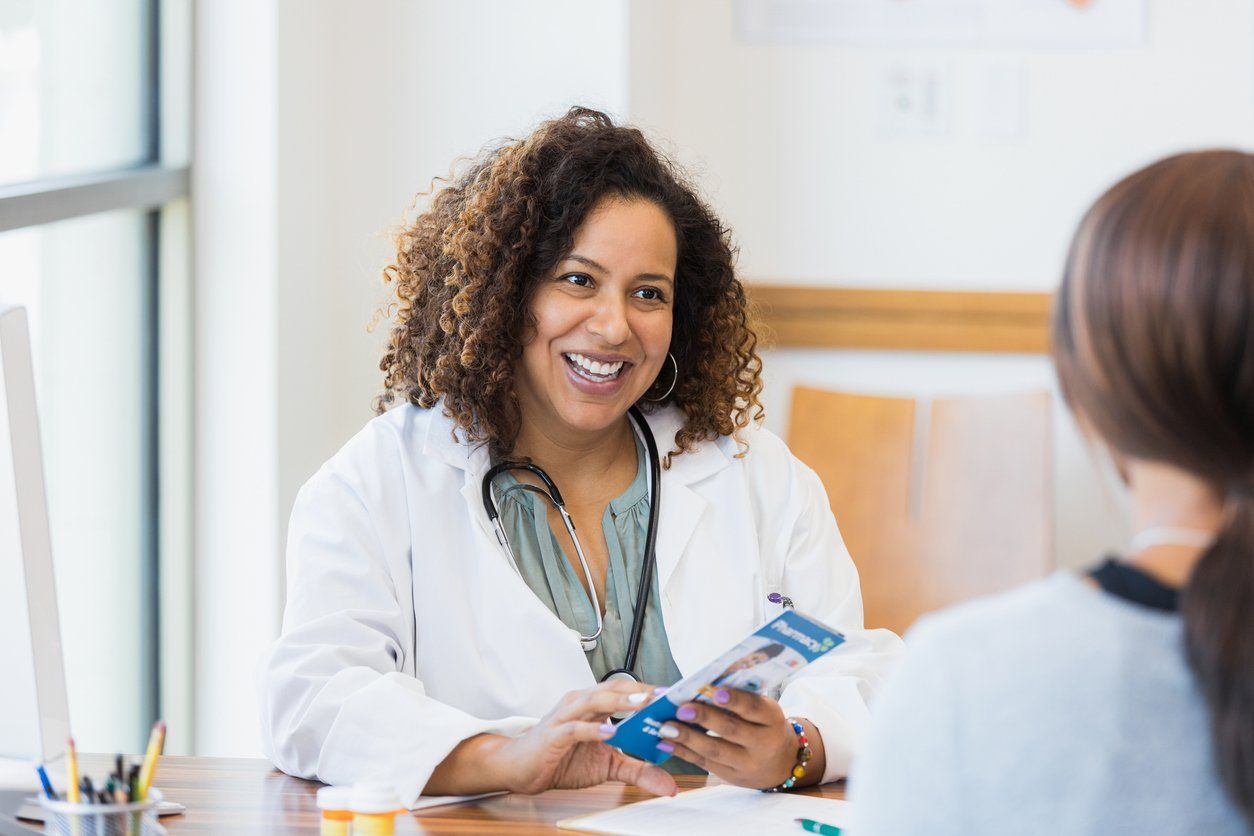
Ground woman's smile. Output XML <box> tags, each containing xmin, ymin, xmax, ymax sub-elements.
<box><xmin>562</xmin><ymin>351</ymin><xmax>634</xmax><ymax>394</ymax></box>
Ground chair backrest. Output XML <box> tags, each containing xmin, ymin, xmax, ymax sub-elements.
<box><xmin>788</xmin><ymin>385</ymin><xmax>1054</xmax><ymax>635</ymax></box>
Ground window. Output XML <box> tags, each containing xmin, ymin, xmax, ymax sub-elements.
<box><xmin>0</xmin><ymin>0</ymin><xmax>190</xmax><ymax>753</ymax></box>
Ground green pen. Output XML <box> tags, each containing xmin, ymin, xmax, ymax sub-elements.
<box><xmin>796</xmin><ymin>818</ymin><xmax>842</xmax><ymax>835</ymax></box>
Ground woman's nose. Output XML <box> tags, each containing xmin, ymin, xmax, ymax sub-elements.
<box><xmin>585</xmin><ymin>298</ymin><xmax>631</xmax><ymax>345</ymax></box>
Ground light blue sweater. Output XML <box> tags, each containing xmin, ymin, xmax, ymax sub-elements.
<box><xmin>850</xmin><ymin>571</ymin><xmax>1249</xmax><ymax>835</ymax></box>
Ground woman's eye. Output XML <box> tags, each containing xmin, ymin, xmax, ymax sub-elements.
<box><xmin>634</xmin><ymin>287</ymin><xmax>665</xmax><ymax>302</ymax></box>
<box><xmin>561</xmin><ymin>272</ymin><xmax>593</xmax><ymax>287</ymax></box>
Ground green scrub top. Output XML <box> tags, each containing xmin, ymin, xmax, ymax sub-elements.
<box><xmin>490</xmin><ymin>434</ymin><xmax>684</xmax><ymax>688</ymax></box>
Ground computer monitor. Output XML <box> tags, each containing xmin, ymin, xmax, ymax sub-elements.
<box><xmin>0</xmin><ymin>304</ymin><xmax>70</xmax><ymax>764</ymax></box>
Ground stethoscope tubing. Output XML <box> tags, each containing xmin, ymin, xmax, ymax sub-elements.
<box><xmin>487</xmin><ymin>482</ymin><xmax>605</xmax><ymax>649</ymax></box>
<box><xmin>614</xmin><ymin>405</ymin><xmax>661</xmax><ymax>678</ymax></box>
<box><xmin>481</xmin><ymin>405</ymin><xmax>661</xmax><ymax>683</ymax></box>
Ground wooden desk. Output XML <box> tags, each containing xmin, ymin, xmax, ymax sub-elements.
<box><xmin>54</xmin><ymin>755</ymin><xmax>844</xmax><ymax>834</ymax></box>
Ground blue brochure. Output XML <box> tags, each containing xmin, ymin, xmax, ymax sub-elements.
<box><xmin>607</xmin><ymin>610</ymin><xmax>845</xmax><ymax>764</ymax></box>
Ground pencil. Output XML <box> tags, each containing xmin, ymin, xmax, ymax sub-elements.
<box><xmin>65</xmin><ymin>738</ymin><xmax>80</xmax><ymax>804</ymax></box>
<box><xmin>136</xmin><ymin>720</ymin><xmax>165</xmax><ymax>801</ymax></box>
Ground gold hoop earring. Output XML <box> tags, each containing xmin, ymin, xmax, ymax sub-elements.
<box><xmin>644</xmin><ymin>352</ymin><xmax>678</xmax><ymax>402</ymax></box>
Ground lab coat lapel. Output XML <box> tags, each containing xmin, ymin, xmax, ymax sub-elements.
<box><xmin>655</xmin><ymin>481</ymin><xmax>706</xmax><ymax>591</ymax></box>
<box><xmin>420</xmin><ymin>404</ymin><xmax>495</xmax><ymax>539</ymax></box>
<box><xmin>459</xmin><ymin>459</ymin><xmax>493</xmax><ymax>541</ymax></box>
<box><xmin>644</xmin><ymin>407</ymin><xmax>732</xmax><ymax>591</ymax></box>
<box><xmin>420</xmin><ymin>404</ymin><xmax>596</xmax><ymax>684</ymax></box>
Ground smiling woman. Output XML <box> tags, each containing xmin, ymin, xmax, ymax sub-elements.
<box><xmin>374</xmin><ymin>107</ymin><xmax>762</xmax><ymax>463</ymax></box>
<box><xmin>258</xmin><ymin>107</ymin><xmax>902</xmax><ymax>808</ymax></box>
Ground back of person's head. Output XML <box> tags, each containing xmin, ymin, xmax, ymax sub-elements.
<box><xmin>1051</xmin><ymin>149</ymin><xmax>1254</xmax><ymax>825</ymax></box>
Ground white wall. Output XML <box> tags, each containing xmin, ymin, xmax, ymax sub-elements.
<box><xmin>193</xmin><ymin>0</ymin><xmax>281</xmax><ymax>757</ymax></box>
<box><xmin>627</xmin><ymin>0</ymin><xmax>1254</xmax><ymax>567</ymax></box>
<box><xmin>273</xmin><ymin>0</ymin><xmax>632</xmax><ymax>553</ymax></box>
<box><xmin>629</xmin><ymin>0</ymin><xmax>1254</xmax><ymax>288</ymax></box>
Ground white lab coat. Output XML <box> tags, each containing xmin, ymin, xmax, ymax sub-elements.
<box><xmin>258</xmin><ymin>402</ymin><xmax>903</xmax><ymax>806</ymax></box>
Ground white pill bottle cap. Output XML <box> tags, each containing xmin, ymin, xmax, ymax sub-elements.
<box><xmin>350</xmin><ymin>783</ymin><xmax>401</xmax><ymax>814</ymax></box>
<box><xmin>315</xmin><ymin>786</ymin><xmax>353</xmax><ymax>811</ymax></box>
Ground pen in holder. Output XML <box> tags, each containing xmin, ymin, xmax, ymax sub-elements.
<box><xmin>38</xmin><ymin>788</ymin><xmax>167</xmax><ymax>836</ymax></box>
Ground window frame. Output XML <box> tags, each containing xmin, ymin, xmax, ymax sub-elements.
<box><xmin>0</xmin><ymin>0</ymin><xmax>192</xmax><ymax>748</ymax></box>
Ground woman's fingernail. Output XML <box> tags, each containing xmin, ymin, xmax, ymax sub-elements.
<box><xmin>714</xmin><ymin>689</ymin><xmax>731</xmax><ymax>705</ymax></box>
<box><xmin>599</xmin><ymin>723</ymin><xmax>615</xmax><ymax>736</ymax></box>
<box><xmin>676</xmin><ymin>705</ymin><xmax>697</xmax><ymax>722</ymax></box>
<box><xmin>653</xmin><ymin>686</ymin><xmax>668</xmax><ymax>696</ymax></box>
<box><xmin>656</xmin><ymin>741</ymin><xmax>675</xmax><ymax>753</ymax></box>
<box><xmin>658</xmin><ymin>724</ymin><xmax>680</xmax><ymax>739</ymax></box>
<box><xmin>627</xmin><ymin>692</ymin><xmax>649</xmax><ymax>704</ymax></box>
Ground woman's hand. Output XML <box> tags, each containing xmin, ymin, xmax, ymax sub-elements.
<box><xmin>482</xmin><ymin>680</ymin><xmax>678</xmax><ymax>797</ymax></box>
<box><xmin>655</xmin><ymin>688</ymin><xmax>825</xmax><ymax>790</ymax></box>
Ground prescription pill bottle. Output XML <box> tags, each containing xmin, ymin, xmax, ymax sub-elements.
<box><xmin>350</xmin><ymin>784</ymin><xmax>402</xmax><ymax>836</ymax></box>
<box><xmin>316</xmin><ymin>786</ymin><xmax>354</xmax><ymax>836</ymax></box>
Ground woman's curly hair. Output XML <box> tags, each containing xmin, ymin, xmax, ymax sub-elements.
<box><xmin>375</xmin><ymin>107</ymin><xmax>763</xmax><ymax>463</ymax></box>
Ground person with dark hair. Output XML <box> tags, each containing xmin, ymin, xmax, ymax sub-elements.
<box><xmin>850</xmin><ymin>150</ymin><xmax>1254</xmax><ymax>834</ymax></box>
<box><xmin>259</xmin><ymin>108</ymin><xmax>901</xmax><ymax>805</ymax></box>
<box><xmin>715</xmin><ymin>642</ymin><xmax>789</xmax><ymax>681</ymax></box>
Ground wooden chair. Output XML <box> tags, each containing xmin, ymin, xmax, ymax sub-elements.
<box><xmin>788</xmin><ymin>385</ymin><xmax>1053</xmax><ymax>635</ymax></box>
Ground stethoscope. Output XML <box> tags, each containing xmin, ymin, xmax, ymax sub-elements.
<box><xmin>481</xmin><ymin>405</ymin><xmax>662</xmax><ymax>684</ymax></box>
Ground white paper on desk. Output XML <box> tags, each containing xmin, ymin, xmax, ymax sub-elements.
<box><xmin>409</xmin><ymin>791</ymin><xmax>503</xmax><ymax>812</ymax></box>
<box><xmin>558</xmin><ymin>784</ymin><xmax>852</xmax><ymax>835</ymax></box>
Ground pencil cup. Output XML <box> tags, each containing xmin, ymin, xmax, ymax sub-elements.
<box><xmin>39</xmin><ymin>792</ymin><xmax>166</xmax><ymax>836</ymax></box>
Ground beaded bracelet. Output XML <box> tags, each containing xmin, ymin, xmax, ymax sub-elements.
<box><xmin>762</xmin><ymin>718</ymin><xmax>811</xmax><ymax>792</ymax></box>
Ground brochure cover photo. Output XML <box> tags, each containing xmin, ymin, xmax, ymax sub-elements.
<box><xmin>607</xmin><ymin>610</ymin><xmax>845</xmax><ymax>764</ymax></box>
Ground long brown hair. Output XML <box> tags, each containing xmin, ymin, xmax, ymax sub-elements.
<box><xmin>374</xmin><ymin>107</ymin><xmax>763</xmax><ymax>462</ymax></box>
<box><xmin>1052</xmin><ymin>150</ymin><xmax>1254</xmax><ymax>824</ymax></box>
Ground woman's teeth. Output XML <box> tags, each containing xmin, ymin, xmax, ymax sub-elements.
<box><xmin>564</xmin><ymin>352</ymin><xmax>625</xmax><ymax>381</ymax></box>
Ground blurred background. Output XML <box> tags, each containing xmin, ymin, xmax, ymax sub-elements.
<box><xmin>1</xmin><ymin>0</ymin><xmax>1251</xmax><ymax>760</ymax></box>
